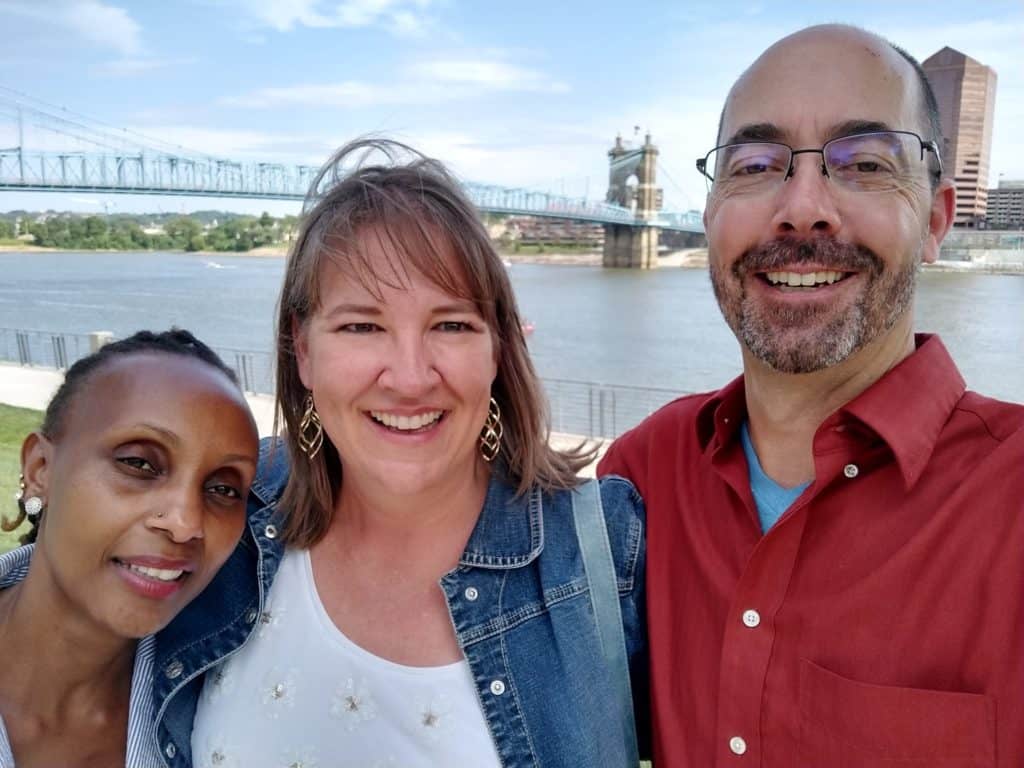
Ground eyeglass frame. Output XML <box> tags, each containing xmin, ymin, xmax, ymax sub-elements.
<box><xmin>695</xmin><ymin>130</ymin><xmax>943</xmax><ymax>190</ymax></box>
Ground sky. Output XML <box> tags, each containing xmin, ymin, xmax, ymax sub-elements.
<box><xmin>1</xmin><ymin>0</ymin><xmax>1022</xmax><ymax>217</ymax></box>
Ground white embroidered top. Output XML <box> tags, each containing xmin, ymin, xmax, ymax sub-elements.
<box><xmin>191</xmin><ymin>548</ymin><xmax>503</xmax><ymax>768</ymax></box>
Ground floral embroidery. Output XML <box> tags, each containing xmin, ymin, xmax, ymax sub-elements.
<box><xmin>257</xmin><ymin>597</ymin><xmax>287</xmax><ymax>640</ymax></box>
<box><xmin>205</xmin><ymin>661</ymin><xmax>235</xmax><ymax>702</ymax></box>
<box><xmin>198</xmin><ymin>733</ymin><xmax>240</xmax><ymax>768</ymax></box>
<box><xmin>260</xmin><ymin>667</ymin><xmax>299</xmax><ymax>717</ymax></box>
<box><xmin>279</xmin><ymin>745</ymin><xmax>320</xmax><ymax>768</ymax></box>
<box><xmin>329</xmin><ymin>677</ymin><xmax>378</xmax><ymax>731</ymax></box>
<box><xmin>417</xmin><ymin>693</ymin><xmax>455</xmax><ymax>743</ymax></box>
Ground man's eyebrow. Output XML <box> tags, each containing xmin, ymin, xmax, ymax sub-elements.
<box><xmin>827</xmin><ymin>119</ymin><xmax>894</xmax><ymax>139</ymax></box>
<box><xmin>722</xmin><ymin>123</ymin><xmax>785</xmax><ymax>145</ymax></box>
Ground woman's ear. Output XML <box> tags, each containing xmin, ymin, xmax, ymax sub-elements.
<box><xmin>293</xmin><ymin>315</ymin><xmax>313</xmax><ymax>390</ymax></box>
<box><xmin>21</xmin><ymin>431</ymin><xmax>53</xmax><ymax>500</ymax></box>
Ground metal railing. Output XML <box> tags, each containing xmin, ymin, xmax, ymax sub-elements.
<box><xmin>0</xmin><ymin>328</ymin><xmax>94</xmax><ymax>370</ymax></box>
<box><xmin>0</xmin><ymin>330</ymin><xmax>685</xmax><ymax>439</ymax></box>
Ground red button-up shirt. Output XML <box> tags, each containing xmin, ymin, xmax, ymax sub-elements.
<box><xmin>599</xmin><ymin>335</ymin><xmax>1024</xmax><ymax>767</ymax></box>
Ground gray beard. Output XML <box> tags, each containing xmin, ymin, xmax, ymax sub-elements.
<box><xmin>710</xmin><ymin>237</ymin><xmax>919</xmax><ymax>374</ymax></box>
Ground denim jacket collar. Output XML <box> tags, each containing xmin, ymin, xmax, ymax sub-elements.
<box><xmin>459</xmin><ymin>464</ymin><xmax>544</xmax><ymax>569</ymax></box>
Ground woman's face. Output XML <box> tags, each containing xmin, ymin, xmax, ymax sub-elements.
<box><xmin>21</xmin><ymin>353</ymin><xmax>259</xmax><ymax>639</ymax></box>
<box><xmin>296</xmin><ymin>229</ymin><xmax>498</xmax><ymax>501</ymax></box>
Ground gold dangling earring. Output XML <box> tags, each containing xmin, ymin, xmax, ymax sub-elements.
<box><xmin>297</xmin><ymin>392</ymin><xmax>324</xmax><ymax>460</ymax></box>
<box><xmin>479</xmin><ymin>397</ymin><xmax>503</xmax><ymax>463</ymax></box>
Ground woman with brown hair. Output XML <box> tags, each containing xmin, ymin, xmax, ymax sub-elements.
<box><xmin>154</xmin><ymin>140</ymin><xmax>647</xmax><ymax>768</ymax></box>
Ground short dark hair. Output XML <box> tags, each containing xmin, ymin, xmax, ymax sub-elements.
<box><xmin>276</xmin><ymin>138</ymin><xmax>594</xmax><ymax>548</ymax></box>
<box><xmin>2</xmin><ymin>328</ymin><xmax>239</xmax><ymax>544</ymax></box>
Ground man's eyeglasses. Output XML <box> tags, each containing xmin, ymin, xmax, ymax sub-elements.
<box><xmin>696</xmin><ymin>131</ymin><xmax>942</xmax><ymax>195</ymax></box>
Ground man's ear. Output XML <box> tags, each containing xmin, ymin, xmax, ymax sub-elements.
<box><xmin>921</xmin><ymin>178</ymin><xmax>955</xmax><ymax>265</ymax></box>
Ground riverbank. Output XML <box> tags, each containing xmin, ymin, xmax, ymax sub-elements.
<box><xmin>6</xmin><ymin>243</ymin><xmax>1022</xmax><ymax>273</ymax></box>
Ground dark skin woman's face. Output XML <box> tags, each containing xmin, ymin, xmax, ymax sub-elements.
<box><xmin>20</xmin><ymin>353</ymin><xmax>259</xmax><ymax>639</ymax></box>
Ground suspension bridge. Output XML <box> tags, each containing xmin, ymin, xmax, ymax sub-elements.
<box><xmin>0</xmin><ymin>89</ymin><xmax>703</xmax><ymax>265</ymax></box>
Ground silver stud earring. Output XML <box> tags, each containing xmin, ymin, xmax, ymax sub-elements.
<box><xmin>23</xmin><ymin>496</ymin><xmax>44</xmax><ymax>519</ymax></box>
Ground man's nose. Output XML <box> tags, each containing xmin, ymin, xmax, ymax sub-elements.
<box><xmin>771</xmin><ymin>153</ymin><xmax>842</xmax><ymax>237</ymax></box>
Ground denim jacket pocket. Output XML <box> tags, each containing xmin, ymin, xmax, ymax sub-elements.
<box><xmin>798</xmin><ymin>659</ymin><xmax>995</xmax><ymax>767</ymax></box>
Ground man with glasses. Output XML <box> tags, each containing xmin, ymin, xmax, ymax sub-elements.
<box><xmin>600</xmin><ymin>24</ymin><xmax>1024</xmax><ymax>767</ymax></box>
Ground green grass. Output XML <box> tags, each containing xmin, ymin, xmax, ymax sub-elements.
<box><xmin>0</xmin><ymin>404</ymin><xmax>43</xmax><ymax>553</ymax></box>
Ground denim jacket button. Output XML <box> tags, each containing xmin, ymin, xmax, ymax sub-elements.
<box><xmin>464</xmin><ymin>587</ymin><xmax>479</xmax><ymax>601</ymax></box>
<box><xmin>489</xmin><ymin>679</ymin><xmax>506</xmax><ymax>696</ymax></box>
<box><xmin>165</xmin><ymin>660</ymin><xmax>184</xmax><ymax>679</ymax></box>
<box><xmin>165</xmin><ymin>742</ymin><xmax>177</xmax><ymax>759</ymax></box>
<box><xmin>264</xmin><ymin>524</ymin><xmax>278</xmax><ymax>539</ymax></box>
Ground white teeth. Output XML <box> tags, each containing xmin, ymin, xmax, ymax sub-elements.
<box><xmin>765</xmin><ymin>270</ymin><xmax>845</xmax><ymax>287</ymax></box>
<box><xmin>128</xmin><ymin>564</ymin><xmax>183</xmax><ymax>581</ymax></box>
<box><xmin>369</xmin><ymin>410</ymin><xmax>443</xmax><ymax>431</ymax></box>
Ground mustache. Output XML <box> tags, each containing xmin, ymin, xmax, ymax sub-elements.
<box><xmin>735</xmin><ymin>237</ymin><xmax>883</xmax><ymax>276</ymax></box>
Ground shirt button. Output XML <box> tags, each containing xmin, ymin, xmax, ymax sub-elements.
<box><xmin>843</xmin><ymin>463</ymin><xmax>859</xmax><ymax>479</ymax></box>
<box><xmin>729</xmin><ymin>736</ymin><xmax>747</xmax><ymax>755</ymax></box>
<box><xmin>165</xmin><ymin>742</ymin><xmax>177</xmax><ymax>759</ymax></box>
<box><xmin>464</xmin><ymin>587</ymin><xmax>479</xmax><ymax>601</ymax></box>
<box><xmin>245</xmin><ymin>608</ymin><xmax>258</xmax><ymax>624</ymax></box>
<box><xmin>264</xmin><ymin>524</ymin><xmax>278</xmax><ymax>539</ymax></box>
<box><xmin>742</xmin><ymin>609</ymin><xmax>761</xmax><ymax>628</ymax></box>
<box><xmin>164</xmin><ymin>660</ymin><xmax>184</xmax><ymax>679</ymax></box>
<box><xmin>489</xmin><ymin>680</ymin><xmax>506</xmax><ymax>696</ymax></box>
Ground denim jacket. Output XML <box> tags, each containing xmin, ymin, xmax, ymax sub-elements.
<box><xmin>153</xmin><ymin>440</ymin><xmax>648</xmax><ymax>767</ymax></box>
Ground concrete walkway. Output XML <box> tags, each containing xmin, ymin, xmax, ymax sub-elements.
<box><xmin>0</xmin><ymin>363</ymin><xmax>603</xmax><ymax>475</ymax></box>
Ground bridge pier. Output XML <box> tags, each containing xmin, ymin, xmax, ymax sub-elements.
<box><xmin>603</xmin><ymin>133</ymin><xmax>662</xmax><ymax>269</ymax></box>
<box><xmin>602</xmin><ymin>224</ymin><xmax>659</xmax><ymax>268</ymax></box>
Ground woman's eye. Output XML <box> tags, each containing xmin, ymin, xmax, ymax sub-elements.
<box><xmin>117</xmin><ymin>456</ymin><xmax>159</xmax><ymax>475</ymax></box>
<box><xmin>436</xmin><ymin>321</ymin><xmax>474</xmax><ymax>332</ymax></box>
<box><xmin>339</xmin><ymin>322</ymin><xmax>380</xmax><ymax>333</ymax></box>
<box><xmin>206</xmin><ymin>483</ymin><xmax>244</xmax><ymax>501</ymax></box>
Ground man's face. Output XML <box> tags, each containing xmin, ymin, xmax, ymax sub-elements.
<box><xmin>705</xmin><ymin>27</ymin><xmax>952</xmax><ymax>374</ymax></box>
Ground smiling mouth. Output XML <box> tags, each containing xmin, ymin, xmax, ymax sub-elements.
<box><xmin>368</xmin><ymin>410</ymin><xmax>446</xmax><ymax>433</ymax></box>
<box><xmin>113</xmin><ymin>559</ymin><xmax>188</xmax><ymax>582</ymax></box>
<box><xmin>759</xmin><ymin>270</ymin><xmax>854</xmax><ymax>289</ymax></box>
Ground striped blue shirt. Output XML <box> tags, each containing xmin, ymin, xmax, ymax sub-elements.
<box><xmin>0</xmin><ymin>545</ymin><xmax>164</xmax><ymax>768</ymax></box>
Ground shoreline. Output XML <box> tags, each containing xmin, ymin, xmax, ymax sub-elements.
<box><xmin>3</xmin><ymin>244</ymin><xmax>1023</xmax><ymax>275</ymax></box>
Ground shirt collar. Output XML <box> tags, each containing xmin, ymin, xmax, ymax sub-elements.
<box><xmin>696</xmin><ymin>334</ymin><xmax>965</xmax><ymax>489</ymax></box>
<box><xmin>840</xmin><ymin>334</ymin><xmax>965</xmax><ymax>488</ymax></box>
<box><xmin>459</xmin><ymin>464</ymin><xmax>544</xmax><ymax>569</ymax></box>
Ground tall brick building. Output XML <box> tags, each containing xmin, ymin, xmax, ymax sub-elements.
<box><xmin>922</xmin><ymin>47</ymin><xmax>997</xmax><ymax>228</ymax></box>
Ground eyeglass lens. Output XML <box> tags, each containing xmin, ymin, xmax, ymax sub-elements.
<box><xmin>705</xmin><ymin>132</ymin><xmax>925</xmax><ymax>193</ymax></box>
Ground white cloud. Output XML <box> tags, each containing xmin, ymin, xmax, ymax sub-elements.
<box><xmin>0</xmin><ymin>0</ymin><xmax>143</xmax><ymax>56</ymax></box>
<box><xmin>221</xmin><ymin>81</ymin><xmax>436</xmax><ymax>109</ymax></box>
<box><xmin>232</xmin><ymin>0</ymin><xmax>433</xmax><ymax>37</ymax></box>
<box><xmin>93</xmin><ymin>56</ymin><xmax>196</xmax><ymax>77</ymax></box>
<box><xmin>125</xmin><ymin>125</ymin><xmax>335</xmax><ymax>164</ymax></box>
<box><xmin>221</xmin><ymin>55</ymin><xmax>569</xmax><ymax>109</ymax></box>
<box><xmin>416</xmin><ymin>60</ymin><xmax>569</xmax><ymax>93</ymax></box>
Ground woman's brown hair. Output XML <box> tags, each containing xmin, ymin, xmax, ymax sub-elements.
<box><xmin>276</xmin><ymin>138</ymin><xmax>594</xmax><ymax>548</ymax></box>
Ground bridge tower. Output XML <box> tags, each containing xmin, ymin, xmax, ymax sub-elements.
<box><xmin>603</xmin><ymin>133</ymin><xmax>661</xmax><ymax>268</ymax></box>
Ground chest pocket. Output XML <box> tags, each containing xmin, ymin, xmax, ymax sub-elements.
<box><xmin>798</xmin><ymin>659</ymin><xmax>995</xmax><ymax>767</ymax></box>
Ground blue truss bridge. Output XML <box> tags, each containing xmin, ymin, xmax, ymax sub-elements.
<box><xmin>0</xmin><ymin>90</ymin><xmax>703</xmax><ymax>234</ymax></box>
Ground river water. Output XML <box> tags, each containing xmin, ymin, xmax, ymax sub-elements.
<box><xmin>1</xmin><ymin>250</ymin><xmax>1021</xmax><ymax>407</ymax></box>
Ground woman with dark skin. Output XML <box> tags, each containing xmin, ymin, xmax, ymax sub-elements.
<box><xmin>0</xmin><ymin>330</ymin><xmax>259</xmax><ymax>768</ymax></box>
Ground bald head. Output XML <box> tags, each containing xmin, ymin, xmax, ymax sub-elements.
<box><xmin>716</xmin><ymin>25</ymin><xmax>942</xmax><ymax>183</ymax></box>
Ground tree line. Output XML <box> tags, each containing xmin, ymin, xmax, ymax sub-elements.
<box><xmin>0</xmin><ymin>212</ymin><xmax>299</xmax><ymax>252</ymax></box>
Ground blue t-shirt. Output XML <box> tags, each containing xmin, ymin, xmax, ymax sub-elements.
<box><xmin>740</xmin><ymin>422</ymin><xmax>811</xmax><ymax>533</ymax></box>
